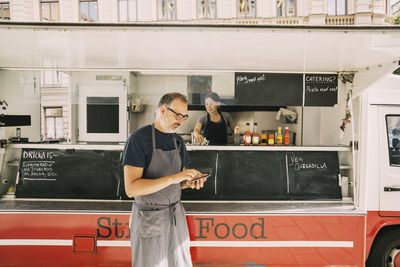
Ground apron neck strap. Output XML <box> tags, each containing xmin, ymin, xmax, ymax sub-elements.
<box><xmin>172</xmin><ymin>134</ymin><xmax>178</xmax><ymax>150</ymax></box>
<box><xmin>151</xmin><ymin>124</ymin><xmax>156</xmax><ymax>152</ymax></box>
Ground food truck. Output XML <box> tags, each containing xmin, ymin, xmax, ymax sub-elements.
<box><xmin>0</xmin><ymin>23</ymin><xmax>400</xmax><ymax>266</ymax></box>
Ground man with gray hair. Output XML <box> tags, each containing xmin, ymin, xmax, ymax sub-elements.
<box><xmin>122</xmin><ymin>92</ymin><xmax>207</xmax><ymax>267</ymax></box>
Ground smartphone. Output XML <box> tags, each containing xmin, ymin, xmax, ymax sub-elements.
<box><xmin>190</xmin><ymin>174</ymin><xmax>211</xmax><ymax>182</ymax></box>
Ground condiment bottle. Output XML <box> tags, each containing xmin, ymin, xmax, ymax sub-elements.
<box><xmin>284</xmin><ymin>127</ymin><xmax>290</xmax><ymax>145</ymax></box>
<box><xmin>268</xmin><ymin>131</ymin><xmax>275</xmax><ymax>145</ymax></box>
<box><xmin>276</xmin><ymin>127</ymin><xmax>283</xmax><ymax>146</ymax></box>
<box><xmin>260</xmin><ymin>130</ymin><xmax>267</xmax><ymax>146</ymax></box>
<box><xmin>244</xmin><ymin>123</ymin><xmax>252</xmax><ymax>146</ymax></box>
<box><xmin>234</xmin><ymin>125</ymin><xmax>241</xmax><ymax>145</ymax></box>
<box><xmin>252</xmin><ymin>123</ymin><xmax>259</xmax><ymax>145</ymax></box>
<box><xmin>16</xmin><ymin>128</ymin><xmax>21</xmax><ymax>139</ymax></box>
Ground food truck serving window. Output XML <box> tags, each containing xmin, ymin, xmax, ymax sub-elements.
<box><xmin>386</xmin><ymin>115</ymin><xmax>400</xmax><ymax>167</ymax></box>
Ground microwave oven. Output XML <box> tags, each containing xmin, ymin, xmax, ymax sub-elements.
<box><xmin>78</xmin><ymin>85</ymin><xmax>127</xmax><ymax>142</ymax></box>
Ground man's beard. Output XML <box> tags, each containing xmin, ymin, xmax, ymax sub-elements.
<box><xmin>160</xmin><ymin>117</ymin><xmax>179</xmax><ymax>133</ymax></box>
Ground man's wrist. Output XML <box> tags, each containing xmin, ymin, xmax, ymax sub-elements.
<box><xmin>180</xmin><ymin>180</ymin><xmax>189</xmax><ymax>189</ymax></box>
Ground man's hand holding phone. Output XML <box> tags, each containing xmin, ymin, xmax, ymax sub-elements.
<box><xmin>186</xmin><ymin>173</ymin><xmax>209</xmax><ymax>190</ymax></box>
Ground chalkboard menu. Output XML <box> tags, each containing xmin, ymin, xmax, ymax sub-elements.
<box><xmin>234</xmin><ymin>73</ymin><xmax>303</xmax><ymax>106</ymax></box>
<box><xmin>182</xmin><ymin>150</ymin><xmax>341</xmax><ymax>201</ymax></box>
<box><xmin>16</xmin><ymin>148</ymin><xmax>341</xmax><ymax>201</ymax></box>
<box><xmin>286</xmin><ymin>151</ymin><xmax>341</xmax><ymax>199</ymax></box>
<box><xmin>16</xmin><ymin>148</ymin><xmax>122</xmax><ymax>199</ymax></box>
<box><xmin>304</xmin><ymin>74</ymin><xmax>338</xmax><ymax>106</ymax></box>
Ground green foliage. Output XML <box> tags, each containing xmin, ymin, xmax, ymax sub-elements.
<box><xmin>394</xmin><ymin>67</ymin><xmax>400</xmax><ymax>75</ymax></box>
<box><xmin>395</xmin><ymin>16</ymin><xmax>400</xmax><ymax>25</ymax></box>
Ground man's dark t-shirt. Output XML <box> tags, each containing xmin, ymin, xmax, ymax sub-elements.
<box><xmin>122</xmin><ymin>125</ymin><xmax>190</xmax><ymax>176</ymax></box>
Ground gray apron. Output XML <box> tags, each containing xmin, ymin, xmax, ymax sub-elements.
<box><xmin>130</xmin><ymin>124</ymin><xmax>192</xmax><ymax>267</ymax></box>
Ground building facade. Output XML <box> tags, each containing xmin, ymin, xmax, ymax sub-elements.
<box><xmin>0</xmin><ymin>0</ymin><xmax>395</xmax><ymax>25</ymax></box>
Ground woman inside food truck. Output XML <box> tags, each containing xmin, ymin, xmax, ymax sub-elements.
<box><xmin>193</xmin><ymin>92</ymin><xmax>236</xmax><ymax>145</ymax></box>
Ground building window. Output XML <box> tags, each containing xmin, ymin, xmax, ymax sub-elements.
<box><xmin>158</xmin><ymin>0</ymin><xmax>176</xmax><ymax>20</ymax></box>
<box><xmin>277</xmin><ymin>0</ymin><xmax>295</xmax><ymax>17</ymax></box>
<box><xmin>238</xmin><ymin>0</ymin><xmax>255</xmax><ymax>18</ymax></box>
<box><xmin>327</xmin><ymin>0</ymin><xmax>346</xmax><ymax>16</ymax></box>
<box><xmin>391</xmin><ymin>0</ymin><xmax>400</xmax><ymax>17</ymax></box>
<box><xmin>41</xmin><ymin>71</ymin><xmax>70</xmax><ymax>87</ymax></box>
<box><xmin>41</xmin><ymin>0</ymin><xmax>59</xmax><ymax>21</ymax></box>
<box><xmin>198</xmin><ymin>0</ymin><xmax>216</xmax><ymax>19</ymax></box>
<box><xmin>80</xmin><ymin>0</ymin><xmax>98</xmax><ymax>22</ymax></box>
<box><xmin>119</xmin><ymin>0</ymin><xmax>136</xmax><ymax>22</ymax></box>
<box><xmin>45</xmin><ymin>107</ymin><xmax>64</xmax><ymax>140</ymax></box>
<box><xmin>0</xmin><ymin>2</ymin><xmax>10</xmax><ymax>20</ymax></box>
<box><xmin>386</xmin><ymin>115</ymin><xmax>400</xmax><ymax>166</ymax></box>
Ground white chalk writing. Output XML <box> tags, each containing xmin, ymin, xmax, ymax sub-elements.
<box><xmin>305</xmin><ymin>75</ymin><xmax>337</xmax><ymax>83</ymax></box>
<box><xmin>22</xmin><ymin>161</ymin><xmax>57</xmax><ymax>180</ymax></box>
<box><xmin>236</xmin><ymin>74</ymin><xmax>265</xmax><ymax>85</ymax></box>
<box><xmin>306</xmin><ymin>85</ymin><xmax>338</xmax><ymax>93</ymax></box>
<box><xmin>289</xmin><ymin>154</ymin><xmax>327</xmax><ymax>171</ymax></box>
<box><xmin>23</xmin><ymin>151</ymin><xmax>57</xmax><ymax>160</ymax></box>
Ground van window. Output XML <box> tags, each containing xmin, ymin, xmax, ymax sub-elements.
<box><xmin>386</xmin><ymin>115</ymin><xmax>400</xmax><ymax>166</ymax></box>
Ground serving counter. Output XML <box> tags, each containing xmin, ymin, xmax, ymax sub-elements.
<box><xmin>0</xmin><ymin>199</ymin><xmax>358</xmax><ymax>214</ymax></box>
<box><xmin>186</xmin><ymin>145</ymin><xmax>351</xmax><ymax>151</ymax></box>
<box><xmin>5</xmin><ymin>143</ymin><xmax>351</xmax><ymax>151</ymax></box>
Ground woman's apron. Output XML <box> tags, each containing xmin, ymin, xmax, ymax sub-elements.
<box><xmin>205</xmin><ymin>110</ymin><xmax>227</xmax><ymax>145</ymax></box>
<box><xmin>130</xmin><ymin>125</ymin><xmax>192</xmax><ymax>267</ymax></box>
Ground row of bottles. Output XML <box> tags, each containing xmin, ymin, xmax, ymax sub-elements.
<box><xmin>240</xmin><ymin>123</ymin><xmax>290</xmax><ymax>146</ymax></box>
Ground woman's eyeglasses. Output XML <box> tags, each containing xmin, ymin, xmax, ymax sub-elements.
<box><xmin>167</xmin><ymin>107</ymin><xmax>189</xmax><ymax>121</ymax></box>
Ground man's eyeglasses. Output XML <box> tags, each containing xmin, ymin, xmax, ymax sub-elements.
<box><xmin>167</xmin><ymin>107</ymin><xmax>189</xmax><ymax>121</ymax></box>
